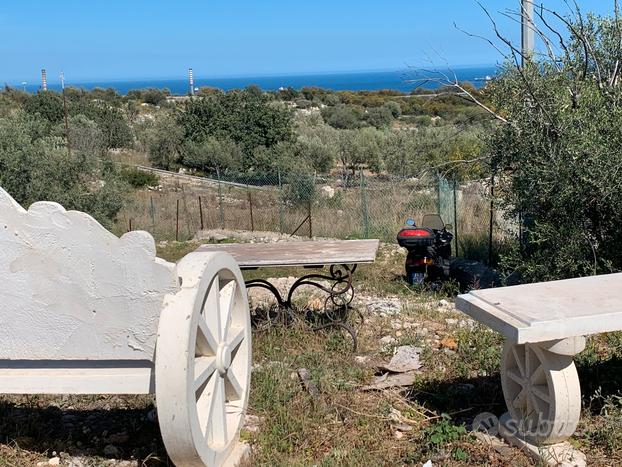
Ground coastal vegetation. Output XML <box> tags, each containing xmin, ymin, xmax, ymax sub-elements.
<box><xmin>487</xmin><ymin>12</ymin><xmax>622</xmax><ymax>282</ymax></box>
<box><xmin>4</xmin><ymin>3</ymin><xmax>622</xmax><ymax>467</ymax></box>
<box><xmin>0</xmin><ymin>78</ymin><xmax>493</xmax><ymax>178</ymax></box>
<box><xmin>0</xmin><ymin>77</ymin><xmax>493</xmax><ymax>235</ymax></box>
<box><xmin>2</xmin><ymin>5</ymin><xmax>621</xmax><ymax>286</ymax></box>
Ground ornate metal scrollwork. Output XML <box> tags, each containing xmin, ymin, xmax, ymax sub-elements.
<box><xmin>245</xmin><ymin>264</ymin><xmax>359</xmax><ymax>349</ymax></box>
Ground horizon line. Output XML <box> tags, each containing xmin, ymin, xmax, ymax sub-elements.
<box><xmin>4</xmin><ymin>63</ymin><xmax>498</xmax><ymax>87</ymax></box>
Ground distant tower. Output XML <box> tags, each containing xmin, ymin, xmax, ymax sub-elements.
<box><xmin>188</xmin><ymin>68</ymin><xmax>195</xmax><ymax>96</ymax></box>
<box><xmin>41</xmin><ymin>69</ymin><xmax>48</xmax><ymax>91</ymax></box>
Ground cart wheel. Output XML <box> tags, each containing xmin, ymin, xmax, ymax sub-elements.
<box><xmin>500</xmin><ymin>342</ymin><xmax>580</xmax><ymax>444</ymax></box>
<box><xmin>156</xmin><ymin>252</ymin><xmax>251</xmax><ymax>466</ymax></box>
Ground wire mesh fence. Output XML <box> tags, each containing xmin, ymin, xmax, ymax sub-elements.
<box><xmin>117</xmin><ymin>168</ymin><xmax>506</xmax><ymax>262</ymax></box>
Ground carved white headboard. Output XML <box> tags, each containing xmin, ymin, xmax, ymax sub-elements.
<box><xmin>0</xmin><ymin>187</ymin><xmax>179</xmax><ymax>361</ymax></box>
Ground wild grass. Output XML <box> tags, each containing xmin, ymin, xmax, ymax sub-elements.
<box><xmin>1</xmin><ymin>243</ymin><xmax>621</xmax><ymax>465</ymax></box>
<box><xmin>115</xmin><ymin>174</ymin><xmax>509</xmax><ymax>261</ymax></box>
<box><xmin>246</xmin><ymin>323</ymin><xmax>503</xmax><ymax>466</ymax></box>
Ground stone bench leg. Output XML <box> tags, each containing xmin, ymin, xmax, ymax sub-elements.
<box><xmin>500</xmin><ymin>337</ymin><xmax>584</xmax><ymax>445</ymax></box>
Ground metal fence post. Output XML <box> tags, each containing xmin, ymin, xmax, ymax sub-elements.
<box><xmin>198</xmin><ymin>196</ymin><xmax>204</xmax><ymax>230</ymax></box>
<box><xmin>149</xmin><ymin>196</ymin><xmax>155</xmax><ymax>232</ymax></box>
<box><xmin>307</xmin><ymin>200</ymin><xmax>313</xmax><ymax>238</ymax></box>
<box><xmin>278</xmin><ymin>169</ymin><xmax>285</xmax><ymax>233</ymax></box>
<box><xmin>175</xmin><ymin>199</ymin><xmax>180</xmax><ymax>241</ymax></box>
<box><xmin>217</xmin><ymin>170</ymin><xmax>225</xmax><ymax>229</ymax></box>
<box><xmin>453</xmin><ymin>179</ymin><xmax>459</xmax><ymax>257</ymax></box>
<box><xmin>360</xmin><ymin>170</ymin><xmax>369</xmax><ymax>238</ymax></box>
<box><xmin>436</xmin><ymin>172</ymin><xmax>441</xmax><ymax>214</ymax></box>
<box><xmin>247</xmin><ymin>187</ymin><xmax>254</xmax><ymax>232</ymax></box>
<box><xmin>181</xmin><ymin>187</ymin><xmax>191</xmax><ymax>237</ymax></box>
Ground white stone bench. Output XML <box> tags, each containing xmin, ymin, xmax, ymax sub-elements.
<box><xmin>0</xmin><ymin>187</ymin><xmax>251</xmax><ymax>467</ymax></box>
<box><xmin>456</xmin><ymin>274</ymin><xmax>622</xmax><ymax>462</ymax></box>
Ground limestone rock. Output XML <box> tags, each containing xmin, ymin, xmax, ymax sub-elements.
<box><xmin>320</xmin><ymin>185</ymin><xmax>336</xmax><ymax>198</ymax></box>
<box><xmin>379</xmin><ymin>346</ymin><xmax>422</xmax><ymax>373</ymax></box>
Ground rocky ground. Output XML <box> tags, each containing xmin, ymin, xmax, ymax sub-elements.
<box><xmin>1</xmin><ymin>232</ymin><xmax>622</xmax><ymax>466</ymax></box>
<box><xmin>193</xmin><ymin>228</ymin><xmax>334</xmax><ymax>244</ymax></box>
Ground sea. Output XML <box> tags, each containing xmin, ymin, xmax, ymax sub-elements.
<box><xmin>14</xmin><ymin>66</ymin><xmax>497</xmax><ymax>95</ymax></box>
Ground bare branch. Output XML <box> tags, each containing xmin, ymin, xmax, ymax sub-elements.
<box><xmin>500</xmin><ymin>9</ymin><xmax>561</xmax><ymax>70</ymax></box>
<box><xmin>473</xmin><ymin>1</ymin><xmax>561</xmax><ymax>133</ymax></box>
<box><xmin>452</xmin><ymin>22</ymin><xmax>510</xmax><ymax>60</ymax></box>
<box><xmin>451</xmin><ymin>81</ymin><xmax>509</xmax><ymax>124</ymax></box>
<box><xmin>535</xmin><ymin>4</ymin><xmax>571</xmax><ymax>62</ymax></box>
<box><xmin>538</xmin><ymin>4</ymin><xmax>596</xmax><ymax>83</ymax></box>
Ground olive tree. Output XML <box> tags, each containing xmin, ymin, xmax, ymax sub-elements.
<box><xmin>23</xmin><ymin>91</ymin><xmax>64</xmax><ymax>124</ymax></box>
<box><xmin>145</xmin><ymin>114</ymin><xmax>184</xmax><ymax>170</ymax></box>
<box><xmin>177</xmin><ymin>87</ymin><xmax>294</xmax><ymax>162</ymax></box>
<box><xmin>364</xmin><ymin>106</ymin><xmax>394</xmax><ymax>128</ymax></box>
<box><xmin>297</xmin><ymin>134</ymin><xmax>335</xmax><ymax>173</ymax></box>
<box><xmin>60</xmin><ymin>114</ymin><xmax>106</xmax><ymax>156</ymax></box>
<box><xmin>485</xmin><ymin>6</ymin><xmax>622</xmax><ymax>281</ymax></box>
<box><xmin>321</xmin><ymin>104</ymin><xmax>364</xmax><ymax>129</ymax></box>
<box><xmin>182</xmin><ymin>136</ymin><xmax>243</xmax><ymax>175</ymax></box>
<box><xmin>0</xmin><ymin>112</ymin><xmax>128</xmax><ymax>228</ymax></box>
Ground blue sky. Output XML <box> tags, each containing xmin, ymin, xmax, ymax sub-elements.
<box><xmin>0</xmin><ymin>0</ymin><xmax>614</xmax><ymax>84</ymax></box>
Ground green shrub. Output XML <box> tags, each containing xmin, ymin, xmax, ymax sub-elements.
<box><xmin>281</xmin><ymin>173</ymin><xmax>316</xmax><ymax>206</ymax></box>
<box><xmin>364</xmin><ymin>106</ymin><xmax>394</xmax><ymax>128</ymax></box>
<box><xmin>120</xmin><ymin>167</ymin><xmax>159</xmax><ymax>188</ymax></box>
<box><xmin>143</xmin><ymin>88</ymin><xmax>170</xmax><ymax>106</ymax></box>
<box><xmin>23</xmin><ymin>91</ymin><xmax>64</xmax><ymax>124</ymax></box>
<box><xmin>0</xmin><ymin>112</ymin><xmax>129</xmax><ymax>228</ymax></box>
<box><xmin>294</xmin><ymin>99</ymin><xmax>313</xmax><ymax>109</ymax></box>
<box><xmin>321</xmin><ymin>104</ymin><xmax>364</xmax><ymax>129</ymax></box>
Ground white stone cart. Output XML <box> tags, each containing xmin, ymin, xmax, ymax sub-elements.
<box><xmin>0</xmin><ymin>187</ymin><xmax>251</xmax><ymax>467</ymax></box>
<box><xmin>456</xmin><ymin>274</ymin><xmax>622</xmax><ymax>461</ymax></box>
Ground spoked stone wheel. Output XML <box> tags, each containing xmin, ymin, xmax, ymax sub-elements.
<box><xmin>500</xmin><ymin>342</ymin><xmax>580</xmax><ymax>445</ymax></box>
<box><xmin>156</xmin><ymin>252</ymin><xmax>251</xmax><ymax>466</ymax></box>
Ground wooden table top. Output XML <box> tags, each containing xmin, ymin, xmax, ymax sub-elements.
<box><xmin>195</xmin><ymin>239</ymin><xmax>379</xmax><ymax>268</ymax></box>
<box><xmin>456</xmin><ymin>272</ymin><xmax>622</xmax><ymax>344</ymax></box>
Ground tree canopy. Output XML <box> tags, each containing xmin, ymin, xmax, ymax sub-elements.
<box><xmin>488</xmin><ymin>11</ymin><xmax>622</xmax><ymax>281</ymax></box>
<box><xmin>0</xmin><ymin>112</ymin><xmax>128</xmax><ymax>227</ymax></box>
<box><xmin>177</xmin><ymin>87</ymin><xmax>294</xmax><ymax>171</ymax></box>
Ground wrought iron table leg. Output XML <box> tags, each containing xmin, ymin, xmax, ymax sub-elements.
<box><xmin>244</xmin><ymin>278</ymin><xmax>287</xmax><ymax>307</ymax></box>
<box><xmin>244</xmin><ymin>264</ymin><xmax>359</xmax><ymax>350</ymax></box>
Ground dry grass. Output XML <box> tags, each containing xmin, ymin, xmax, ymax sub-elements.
<box><xmin>1</xmin><ymin>244</ymin><xmax>622</xmax><ymax>465</ymax></box>
<box><xmin>0</xmin><ymin>394</ymin><xmax>164</xmax><ymax>466</ymax></box>
<box><xmin>114</xmin><ymin>175</ymin><xmax>501</xmax><ymax>256</ymax></box>
<box><xmin>240</xmin><ymin>247</ymin><xmax>528</xmax><ymax>466</ymax></box>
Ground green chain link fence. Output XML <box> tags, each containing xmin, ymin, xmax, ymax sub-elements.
<box><xmin>118</xmin><ymin>168</ymin><xmax>498</xmax><ymax>261</ymax></box>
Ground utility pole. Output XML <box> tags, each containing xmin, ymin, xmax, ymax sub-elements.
<box><xmin>60</xmin><ymin>71</ymin><xmax>71</xmax><ymax>155</ymax></box>
<box><xmin>521</xmin><ymin>0</ymin><xmax>535</xmax><ymax>66</ymax></box>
